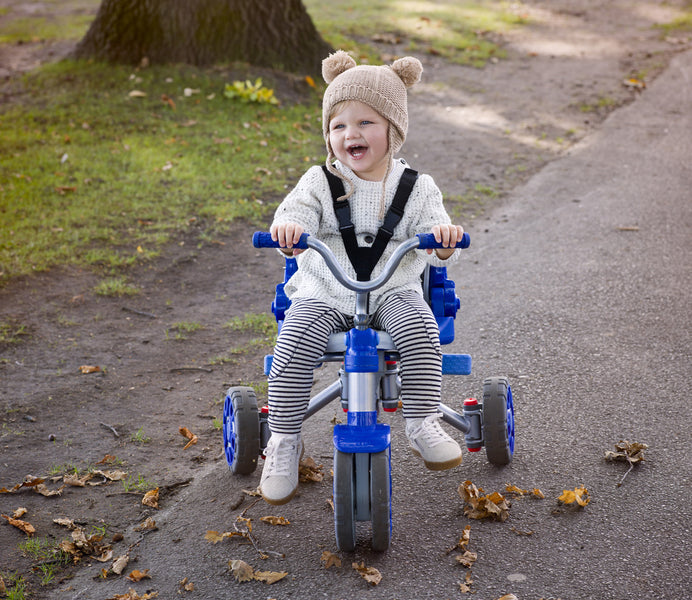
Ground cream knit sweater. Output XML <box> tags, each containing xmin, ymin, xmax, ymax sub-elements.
<box><xmin>272</xmin><ymin>159</ymin><xmax>459</xmax><ymax>316</ymax></box>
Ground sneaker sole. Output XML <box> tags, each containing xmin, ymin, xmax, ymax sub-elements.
<box><xmin>411</xmin><ymin>448</ymin><xmax>463</xmax><ymax>471</ymax></box>
<box><xmin>261</xmin><ymin>486</ymin><xmax>298</xmax><ymax>506</ymax></box>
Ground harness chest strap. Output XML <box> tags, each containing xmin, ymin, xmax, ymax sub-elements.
<box><xmin>321</xmin><ymin>165</ymin><xmax>419</xmax><ymax>281</ymax></box>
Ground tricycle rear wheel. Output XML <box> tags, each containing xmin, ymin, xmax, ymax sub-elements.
<box><xmin>223</xmin><ymin>386</ymin><xmax>260</xmax><ymax>474</ymax></box>
<box><xmin>482</xmin><ymin>376</ymin><xmax>514</xmax><ymax>465</ymax></box>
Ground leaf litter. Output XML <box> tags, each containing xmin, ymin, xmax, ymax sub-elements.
<box><xmin>605</xmin><ymin>440</ymin><xmax>648</xmax><ymax>486</ymax></box>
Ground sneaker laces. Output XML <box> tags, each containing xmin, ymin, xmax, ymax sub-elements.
<box><xmin>411</xmin><ymin>414</ymin><xmax>449</xmax><ymax>448</ymax></box>
<box><xmin>265</xmin><ymin>436</ymin><xmax>300</xmax><ymax>477</ymax></box>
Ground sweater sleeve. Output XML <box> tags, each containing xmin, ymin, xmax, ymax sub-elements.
<box><xmin>408</xmin><ymin>174</ymin><xmax>461</xmax><ymax>267</ymax></box>
<box><xmin>272</xmin><ymin>166</ymin><xmax>325</xmax><ymax>235</ymax></box>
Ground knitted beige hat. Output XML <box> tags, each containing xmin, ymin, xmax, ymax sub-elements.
<box><xmin>321</xmin><ymin>51</ymin><xmax>423</xmax><ymax>207</ymax></box>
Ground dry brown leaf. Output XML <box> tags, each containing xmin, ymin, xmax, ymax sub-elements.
<box><xmin>0</xmin><ymin>574</ymin><xmax>6</xmax><ymax>595</ymax></box>
<box><xmin>0</xmin><ymin>475</ymin><xmax>46</xmax><ymax>494</ymax></box>
<box><xmin>458</xmin><ymin>480</ymin><xmax>510</xmax><ymax>521</ymax></box>
<box><xmin>321</xmin><ymin>550</ymin><xmax>342</xmax><ymax>569</ymax></box>
<box><xmin>111</xmin><ymin>554</ymin><xmax>129</xmax><ymax>575</ymax></box>
<box><xmin>455</xmin><ymin>550</ymin><xmax>477</xmax><ymax>568</ymax></box>
<box><xmin>79</xmin><ymin>365</ymin><xmax>101</xmax><ymax>374</ymax></box>
<box><xmin>178</xmin><ymin>577</ymin><xmax>194</xmax><ymax>592</ymax></box>
<box><xmin>260</xmin><ymin>515</ymin><xmax>290</xmax><ymax>526</ymax></box>
<box><xmin>352</xmin><ymin>561</ymin><xmax>382</xmax><ymax>586</ymax></box>
<box><xmin>558</xmin><ymin>486</ymin><xmax>591</xmax><ymax>507</ymax></box>
<box><xmin>496</xmin><ymin>595</ymin><xmax>519</xmax><ymax>600</ymax></box>
<box><xmin>134</xmin><ymin>517</ymin><xmax>157</xmax><ymax>532</ymax></box>
<box><xmin>12</xmin><ymin>507</ymin><xmax>27</xmax><ymax>518</ymax></box>
<box><xmin>96</xmin><ymin>454</ymin><xmax>118</xmax><ymax>465</ymax></box>
<box><xmin>299</xmin><ymin>456</ymin><xmax>325</xmax><ymax>482</ymax></box>
<box><xmin>605</xmin><ymin>440</ymin><xmax>647</xmax><ymax>463</ymax></box>
<box><xmin>142</xmin><ymin>488</ymin><xmax>159</xmax><ymax>509</ymax></box>
<box><xmin>64</xmin><ymin>473</ymin><xmax>90</xmax><ymax>487</ymax></box>
<box><xmin>179</xmin><ymin>426</ymin><xmax>198</xmax><ymax>450</ymax></box>
<box><xmin>127</xmin><ymin>569</ymin><xmax>151</xmax><ymax>582</ymax></box>
<box><xmin>2</xmin><ymin>514</ymin><xmax>35</xmax><ymax>536</ymax></box>
<box><xmin>458</xmin><ymin>570</ymin><xmax>473</xmax><ymax>593</ymax></box>
<box><xmin>253</xmin><ymin>570</ymin><xmax>288</xmax><ymax>584</ymax></box>
<box><xmin>53</xmin><ymin>517</ymin><xmax>76</xmax><ymax>529</ymax></box>
<box><xmin>229</xmin><ymin>559</ymin><xmax>255</xmax><ymax>582</ymax></box>
<box><xmin>105</xmin><ymin>589</ymin><xmax>159</xmax><ymax>600</ymax></box>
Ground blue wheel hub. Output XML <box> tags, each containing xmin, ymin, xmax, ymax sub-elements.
<box><xmin>506</xmin><ymin>385</ymin><xmax>515</xmax><ymax>455</ymax></box>
<box><xmin>223</xmin><ymin>393</ymin><xmax>237</xmax><ymax>468</ymax></box>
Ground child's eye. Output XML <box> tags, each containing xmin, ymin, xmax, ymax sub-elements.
<box><xmin>360</xmin><ymin>120</ymin><xmax>372</xmax><ymax>126</ymax></box>
<box><xmin>331</xmin><ymin>123</ymin><xmax>344</xmax><ymax>130</ymax></box>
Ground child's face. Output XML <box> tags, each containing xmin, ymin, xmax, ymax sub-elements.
<box><xmin>328</xmin><ymin>101</ymin><xmax>390</xmax><ymax>181</ymax></box>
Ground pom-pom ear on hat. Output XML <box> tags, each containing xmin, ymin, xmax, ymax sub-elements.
<box><xmin>391</xmin><ymin>56</ymin><xmax>423</xmax><ymax>87</ymax></box>
<box><xmin>322</xmin><ymin>50</ymin><xmax>357</xmax><ymax>84</ymax></box>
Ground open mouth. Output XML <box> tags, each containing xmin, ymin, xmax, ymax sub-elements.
<box><xmin>347</xmin><ymin>145</ymin><xmax>367</xmax><ymax>159</ymax></box>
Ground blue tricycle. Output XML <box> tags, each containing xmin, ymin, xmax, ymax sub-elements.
<box><xmin>223</xmin><ymin>232</ymin><xmax>514</xmax><ymax>551</ymax></box>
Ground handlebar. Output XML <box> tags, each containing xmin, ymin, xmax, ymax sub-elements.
<box><xmin>253</xmin><ymin>231</ymin><xmax>470</xmax><ymax>295</ymax></box>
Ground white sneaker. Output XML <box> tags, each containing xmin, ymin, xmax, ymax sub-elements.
<box><xmin>406</xmin><ymin>414</ymin><xmax>462</xmax><ymax>471</ymax></box>
<box><xmin>259</xmin><ymin>433</ymin><xmax>302</xmax><ymax>505</ymax></box>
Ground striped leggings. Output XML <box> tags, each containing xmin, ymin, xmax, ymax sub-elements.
<box><xmin>267</xmin><ymin>290</ymin><xmax>443</xmax><ymax>435</ymax></box>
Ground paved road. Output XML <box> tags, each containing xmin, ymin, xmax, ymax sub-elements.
<box><xmin>68</xmin><ymin>50</ymin><xmax>691</xmax><ymax>600</ymax></box>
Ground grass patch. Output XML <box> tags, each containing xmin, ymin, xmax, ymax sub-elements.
<box><xmin>166</xmin><ymin>321</ymin><xmax>203</xmax><ymax>340</ymax></box>
<box><xmin>304</xmin><ymin>0</ymin><xmax>527</xmax><ymax>66</ymax></box>
<box><xmin>0</xmin><ymin>571</ymin><xmax>29</xmax><ymax>599</ymax></box>
<box><xmin>0</xmin><ymin>318</ymin><xmax>28</xmax><ymax>345</ymax></box>
<box><xmin>122</xmin><ymin>473</ymin><xmax>157</xmax><ymax>493</ymax></box>
<box><xmin>0</xmin><ymin>59</ymin><xmax>323</xmax><ymax>285</ymax></box>
<box><xmin>225</xmin><ymin>312</ymin><xmax>277</xmax><ymax>337</ymax></box>
<box><xmin>18</xmin><ymin>537</ymin><xmax>72</xmax><ymax>586</ymax></box>
<box><xmin>93</xmin><ymin>276</ymin><xmax>140</xmax><ymax>297</ymax></box>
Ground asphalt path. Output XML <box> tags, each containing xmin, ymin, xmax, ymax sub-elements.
<box><xmin>68</xmin><ymin>49</ymin><xmax>691</xmax><ymax>600</ymax></box>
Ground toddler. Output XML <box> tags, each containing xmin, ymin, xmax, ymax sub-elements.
<box><xmin>261</xmin><ymin>50</ymin><xmax>465</xmax><ymax>505</ymax></box>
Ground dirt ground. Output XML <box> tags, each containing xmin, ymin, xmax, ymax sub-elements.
<box><xmin>0</xmin><ymin>1</ymin><xmax>690</xmax><ymax>597</ymax></box>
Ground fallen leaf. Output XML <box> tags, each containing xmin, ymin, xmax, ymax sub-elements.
<box><xmin>142</xmin><ymin>488</ymin><xmax>159</xmax><ymax>509</ymax></box>
<box><xmin>178</xmin><ymin>577</ymin><xmax>194</xmax><ymax>592</ymax></box>
<box><xmin>352</xmin><ymin>561</ymin><xmax>382</xmax><ymax>586</ymax></box>
<box><xmin>605</xmin><ymin>440</ymin><xmax>647</xmax><ymax>463</ymax></box>
<box><xmin>128</xmin><ymin>90</ymin><xmax>147</xmax><ymax>98</ymax></box>
<box><xmin>229</xmin><ymin>559</ymin><xmax>254</xmax><ymax>582</ymax></box>
<box><xmin>179</xmin><ymin>426</ymin><xmax>198</xmax><ymax>450</ymax></box>
<box><xmin>260</xmin><ymin>515</ymin><xmax>290</xmax><ymax>526</ymax></box>
<box><xmin>12</xmin><ymin>507</ymin><xmax>27</xmax><ymax>518</ymax></box>
<box><xmin>53</xmin><ymin>517</ymin><xmax>77</xmax><ymax>529</ymax></box>
<box><xmin>161</xmin><ymin>94</ymin><xmax>176</xmax><ymax>109</ymax></box>
<box><xmin>558</xmin><ymin>486</ymin><xmax>591</xmax><ymax>507</ymax></box>
<box><xmin>2</xmin><ymin>514</ymin><xmax>35</xmax><ymax>536</ymax></box>
<box><xmin>79</xmin><ymin>365</ymin><xmax>101</xmax><ymax>374</ymax></box>
<box><xmin>105</xmin><ymin>589</ymin><xmax>159</xmax><ymax>600</ymax></box>
<box><xmin>112</xmin><ymin>554</ymin><xmax>129</xmax><ymax>575</ymax></box>
<box><xmin>496</xmin><ymin>595</ymin><xmax>519</xmax><ymax>600</ymax></box>
<box><xmin>455</xmin><ymin>550</ymin><xmax>477</xmax><ymax>568</ymax></box>
<box><xmin>321</xmin><ymin>550</ymin><xmax>342</xmax><ymax>569</ymax></box>
<box><xmin>458</xmin><ymin>480</ymin><xmax>511</xmax><ymax>521</ymax></box>
<box><xmin>127</xmin><ymin>569</ymin><xmax>151</xmax><ymax>582</ymax></box>
<box><xmin>305</xmin><ymin>75</ymin><xmax>316</xmax><ymax>88</ymax></box>
<box><xmin>253</xmin><ymin>570</ymin><xmax>288</xmax><ymax>584</ymax></box>
<box><xmin>134</xmin><ymin>517</ymin><xmax>157</xmax><ymax>532</ymax></box>
<box><xmin>299</xmin><ymin>456</ymin><xmax>324</xmax><ymax>482</ymax></box>
<box><xmin>458</xmin><ymin>570</ymin><xmax>473</xmax><ymax>593</ymax></box>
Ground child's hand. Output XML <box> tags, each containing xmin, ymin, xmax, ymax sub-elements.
<box><xmin>428</xmin><ymin>224</ymin><xmax>465</xmax><ymax>259</ymax></box>
<box><xmin>270</xmin><ymin>222</ymin><xmax>306</xmax><ymax>255</ymax></box>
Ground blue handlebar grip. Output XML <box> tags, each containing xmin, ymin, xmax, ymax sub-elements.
<box><xmin>252</xmin><ymin>231</ymin><xmax>310</xmax><ymax>249</ymax></box>
<box><xmin>416</xmin><ymin>232</ymin><xmax>470</xmax><ymax>250</ymax></box>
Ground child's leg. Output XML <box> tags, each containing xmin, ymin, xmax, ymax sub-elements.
<box><xmin>371</xmin><ymin>290</ymin><xmax>443</xmax><ymax>418</ymax></box>
<box><xmin>372</xmin><ymin>291</ymin><xmax>462</xmax><ymax>470</ymax></box>
<box><xmin>267</xmin><ymin>298</ymin><xmax>350</xmax><ymax>433</ymax></box>
<box><xmin>261</xmin><ymin>298</ymin><xmax>349</xmax><ymax>505</ymax></box>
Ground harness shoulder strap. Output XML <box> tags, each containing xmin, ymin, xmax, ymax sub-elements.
<box><xmin>321</xmin><ymin>165</ymin><xmax>419</xmax><ymax>281</ymax></box>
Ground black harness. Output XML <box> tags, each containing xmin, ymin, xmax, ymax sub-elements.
<box><xmin>321</xmin><ymin>165</ymin><xmax>418</xmax><ymax>281</ymax></box>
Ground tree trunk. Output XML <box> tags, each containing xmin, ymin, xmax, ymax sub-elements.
<box><xmin>72</xmin><ymin>0</ymin><xmax>332</xmax><ymax>74</ymax></box>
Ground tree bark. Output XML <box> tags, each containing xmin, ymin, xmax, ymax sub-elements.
<box><xmin>72</xmin><ymin>0</ymin><xmax>332</xmax><ymax>74</ymax></box>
